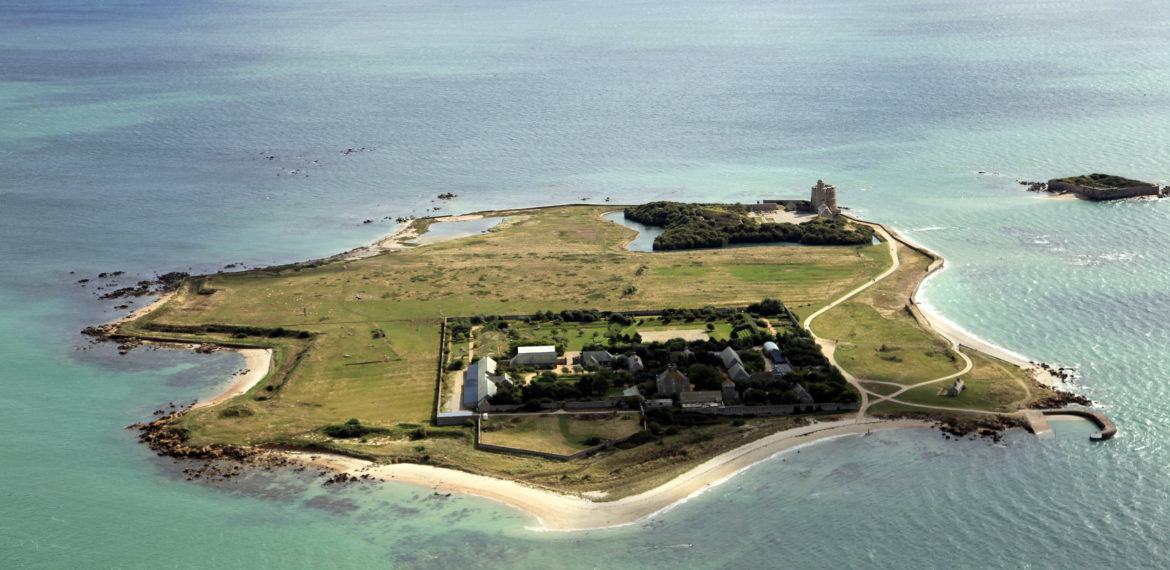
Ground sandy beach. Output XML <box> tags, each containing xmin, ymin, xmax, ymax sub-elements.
<box><xmin>192</xmin><ymin>347</ymin><xmax>273</xmax><ymax>410</ymax></box>
<box><xmin>340</xmin><ymin>222</ymin><xmax>420</xmax><ymax>260</ymax></box>
<box><xmin>285</xmin><ymin>417</ymin><xmax>931</xmax><ymax>531</ymax></box>
<box><xmin>888</xmin><ymin>228</ymin><xmax>1067</xmax><ymax>389</ymax></box>
<box><xmin>340</xmin><ymin>213</ymin><xmax>491</xmax><ymax>260</ymax></box>
<box><xmin>911</xmin><ymin>303</ymin><xmax>1064</xmax><ymax>388</ymax></box>
<box><xmin>113</xmin><ymin>291</ymin><xmax>176</xmax><ymax>326</ymax></box>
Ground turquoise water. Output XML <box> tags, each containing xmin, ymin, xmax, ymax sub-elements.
<box><xmin>407</xmin><ymin>216</ymin><xmax>502</xmax><ymax>243</ymax></box>
<box><xmin>4</xmin><ymin>0</ymin><xmax>1170</xmax><ymax>566</ymax></box>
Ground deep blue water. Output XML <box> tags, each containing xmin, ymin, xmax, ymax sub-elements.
<box><xmin>4</xmin><ymin>1</ymin><xmax>1170</xmax><ymax>567</ymax></box>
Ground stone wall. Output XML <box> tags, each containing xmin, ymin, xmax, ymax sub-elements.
<box><xmin>1047</xmin><ymin>179</ymin><xmax>1161</xmax><ymax>200</ymax></box>
<box><xmin>690</xmin><ymin>402</ymin><xmax>859</xmax><ymax>417</ymax></box>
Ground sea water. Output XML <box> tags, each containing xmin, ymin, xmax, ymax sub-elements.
<box><xmin>3</xmin><ymin>0</ymin><xmax>1170</xmax><ymax>567</ymax></box>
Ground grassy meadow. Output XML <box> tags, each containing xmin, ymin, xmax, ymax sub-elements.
<box><xmin>125</xmin><ymin>206</ymin><xmax>882</xmax><ymax>444</ymax></box>
<box><xmin>117</xmin><ymin>204</ymin><xmax>1050</xmax><ymax>493</ymax></box>
<box><xmin>479</xmin><ymin>412</ymin><xmax>643</xmax><ymax>456</ymax></box>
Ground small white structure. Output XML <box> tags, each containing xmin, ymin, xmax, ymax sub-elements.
<box><xmin>510</xmin><ymin>345</ymin><xmax>558</xmax><ymax>367</ymax></box>
<box><xmin>680</xmin><ymin>391</ymin><xmax>723</xmax><ymax>409</ymax></box>
<box><xmin>938</xmin><ymin>378</ymin><xmax>965</xmax><ymax>397</ymax></box>
<box><xmin>627</xmin><ymin>354</ymin><xmax>644</xmax><ymax>373</ymax></box>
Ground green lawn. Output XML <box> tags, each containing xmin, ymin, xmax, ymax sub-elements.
<box><xmin>893</xmin><ymin>350</ymin><xmax>1032</xmax><ymax>413</ymax></box>
<box><xmin>113</xmin><ymin>204</ymin><xmax>1056</xmax><ymax>497</ymax></box>
<box><xmin>120</xmin><ymin>204</ymin><xmax>1047</xmax><ymax>468</ymax></box>
<box><xmin>812</xmin><ymin>301</ymin><xmax>963</xmax><ymax>384</ymax></box>
<box><xmin>479</xmin><ymin>412</ymin><xmax>643</xmax><ymax>456</ymax></box>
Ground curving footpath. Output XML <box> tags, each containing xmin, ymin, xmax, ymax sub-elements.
<box><xmin>799</xmin><ymin>221</ymin><xmax>1112</xmax><ymax>441</ymax></box>
<box><xmin>801</xmin><ymin>223</ymin><xmax>972</xmax><ymax>418</ymax></box>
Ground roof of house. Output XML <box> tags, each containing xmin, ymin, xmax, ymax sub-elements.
<box><xmin>478</xmin><ymin>355</ymin><xmax>497</xmax><ymax>375</ymax></box>
<box><xmin>462</xmin><ymin>363</ymin><xmax>481</xmax><ymax>407</ymax></box>
<box><xmin>749</xmin><ymin>370</ymin><xmax>774</xmax><ymax>383</ymax></box>
<box><xmin>717</xmin><ymin>346</ymin><xmax>743</xmax><ymax>369</ymax></box>
<box><xmin>657</xmin><ymin>365</ymin><xmax>689</xmax><ymax>385</ymax></box>
<box><xmin>793</xmin><ymin>383</ymin><xmax>814</xmax><ymax>404</ymax></box>
<box><xmin>762</xmin><ymin>341</ymin><xmax>779</xmax><ymax>352</ymax></box>
<box><xmin>580</xmin><ymin>350</ymin><xmax>614</xmax><ymax>367</ymax></box>
<box><xmin>511</xmin><ymin>346</ymin><xmax>558</xmax><ymax>366</ymax></box>
<box><xmin>464</xmin><ymin>359</ymin><xmax>499</xmax><ymax>408</ymax></box>
<box><xmin>727</xmin><ymin>362</ymin><xmax>750</xmax><ymax>380</ymax></box>
<box><xmin>656</xmin><ymin>364</ymin><xmax>691</xmax><ymax>395</ymax></box>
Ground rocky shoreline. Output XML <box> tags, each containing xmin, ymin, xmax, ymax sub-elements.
<box><xmin>1020</xmin><ymin>175</ymin><xmax>1165</xmax><ymax>201</ymax></box>
<box><xmin>130</xmin><ymin>404</ymin><xmax>381</xmax><ymax>487</ymax></box>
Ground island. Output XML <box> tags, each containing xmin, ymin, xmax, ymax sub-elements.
<box><xmin>92</xmin><ymin>191</ymin><xmax>1107</xmax><ymax>530</ymax></box>
<box><xmin>1030</xmin><ymin>173</ymin><xmax>1163</xmax><ymax>200</ymax></box>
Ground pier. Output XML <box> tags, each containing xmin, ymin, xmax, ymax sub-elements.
<box><xmin>1027</xmin><ymin>408</ymin><xmax>1117</xmax><ymax>441</ymax></box>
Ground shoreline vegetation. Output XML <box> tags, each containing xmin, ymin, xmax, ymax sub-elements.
<box><xmin>623</xmin><ymin>201</ymin><xmax>874</xmax><ymax>250</ymax></box>
<box><xmin>1021</xmin><ymin>173</ymin><xmax>1163</xmax><ymax>201</ymax></box>
<box><xmin>105</xmin><ymin>202</ymin><xmax>1095</xmax><ymax>531</ymax></box>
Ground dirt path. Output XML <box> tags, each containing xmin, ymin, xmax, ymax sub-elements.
<box><xmin>801</xmin><ymin>223</ymin><xmax>976</xmax><ymax>417</ymax></box>
<box><xmin>442</xmin><ymin>327</ymin><xmax>477</xmax><ymax>412</ymax></box>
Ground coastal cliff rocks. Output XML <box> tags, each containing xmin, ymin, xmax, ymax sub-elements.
<box><xmin>131</xmin><ymin>405</ymin><xmax>385</xmax><ymax>488</ymax></box>
<box><xmin>1033</xmin><ymin>361</ymin><xmax>1075</xmax><ymax>382</ymax></box>
<box><xmin>81</xmin><ymin>324</ymin><xmax>117</xmax><ymax>338</ymax></box>
<box><xmin>132</xmin><ymin>406</ymin><xmax>285</xmax><ymax>482</ymax></box>
<box><xmin>935</xmin><ymin>415</ymin><xmax>1026</xmax><ymax>441</ymax></box>
<box><xmin>1028</xmin><ymin>390</ymin><xmax>1093</xmax><ymax>409</ymax></box>
<box><xmin>115</xmin><ymin>337</ymin><xmax>142</xmax><ymax>355</ymax></box>
<box><xmin>76</xmin><ymin>270</ymin><xmax>190</xmax><ymax>300</ymax></box>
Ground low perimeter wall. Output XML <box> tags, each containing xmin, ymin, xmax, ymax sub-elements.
<box><xmin>691</xmin><ymin>402</ymin><xmax>860</xmax><ymax>417</ymax></box>
<box><xmin>1048</xmin><ymin>180</ymin><xmax>1161</xmax><ymax>201</ymax></box>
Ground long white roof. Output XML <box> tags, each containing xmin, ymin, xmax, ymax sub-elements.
<box><xmin>517</xmin><ymin>346</ymin><xmax>556</xmax><ymax>354</ymax></box>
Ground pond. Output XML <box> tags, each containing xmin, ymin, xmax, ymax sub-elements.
<box><xmin>603</xmin><ymin>210</ymin><xmax>832</xmax><ymax>252</ymax></box>
<box><xmin>409</xmin><ymin>216</ymin><xmax>503</xmax><ymax>245</ymax></box>
<box><xmin>601</xmin><ymin>211</ymin><xmax>663</xmax><ymax>252</ymax></box>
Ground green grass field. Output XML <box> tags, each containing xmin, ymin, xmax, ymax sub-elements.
<box><xmin>126</xmin><ymin>206</ymin><xmax>883</xmax><ymax>445</ymax></box>
<box><xmin>479</xmin><ymin>412</ymin><xmax>643</xmax><ymax>456</ymax></box>
<box><xmin>808</xmin><ymin>240</ymin><xmax>1044</xmax><ymax>413</ymax></box>
<box><xmin>892</xmin><ymin>350</ymin><xmax>1033</xmax><ymax>413</ymax></box>
<box><xmin>116</xmin><ymin>204</ymin><xmax>1051</xmax><ymax>495</ymax></box>
<box><xmin>812</xmin><ymin>302</ymin><xmax>963</xmax><ymax>383</ymax></box>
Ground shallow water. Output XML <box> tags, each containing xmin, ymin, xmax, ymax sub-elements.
<box><xmin>4</xmin><ymin>0</ymin><xmax>1170</xmax><ymax>567</ymax></box>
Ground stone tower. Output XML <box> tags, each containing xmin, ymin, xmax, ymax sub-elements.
<box><xmin>810</xmin><ymin>179</ymin><xmax>839</xmax><ymax>218</ymax></box>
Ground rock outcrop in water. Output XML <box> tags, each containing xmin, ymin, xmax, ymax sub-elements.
<box><xmin>1042</xmin><ymin>173</ymin><xmax>1163</xmax><ymax>200</ymax></box>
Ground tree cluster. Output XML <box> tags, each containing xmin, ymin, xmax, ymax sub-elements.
<box><xmin>489</xmin><ymin>369</ymin><xmax>623</xmax><ymax>407</ymax></box>
<box><xmin>623</xmin><ymin>201</ymin><xmax>874</xmax><ymax>251</ymax></box>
